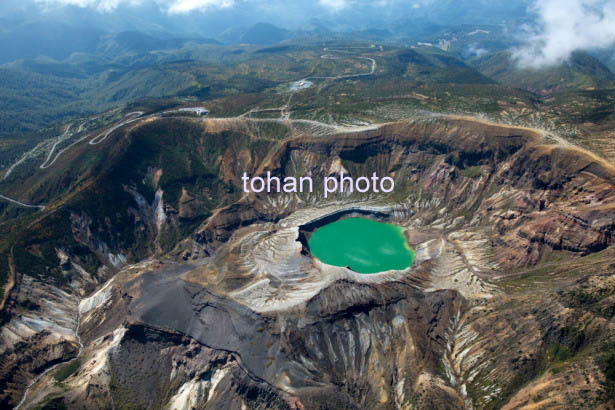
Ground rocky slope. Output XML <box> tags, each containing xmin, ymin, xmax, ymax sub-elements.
<box><xmin>1</xmin><ymin>115</ymin><xmax>615</xmax><ymax>409</ymax></box>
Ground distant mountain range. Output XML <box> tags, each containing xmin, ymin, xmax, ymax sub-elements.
<box><xmin>0</xmin><ymin>24</ymin><xmax>220</xmax><ymax>64</ymax></box>
<box><xmin>474</xmin><ymin>50</ymin><xmax>615</xmax><ymax>94</ymax></box>
<box><xmin>0</xmin><ymin>0</ymin><xmax>532</xmax><ymax>64</ymax></box>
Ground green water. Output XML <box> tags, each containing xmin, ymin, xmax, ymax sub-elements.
<box><xmin>308</xmin><ymin>217</ymin><xmax>415</xmax><ymax>274</ymax></box>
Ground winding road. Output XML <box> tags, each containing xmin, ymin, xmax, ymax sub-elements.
<box><xmin>39</xmin><ymin>123</ymin><xmax>76</xmax><ymax>169</ymax></box>
<box><xmin>0</xmin><ymin>48</ymin><xmax>377</xmax><ymax>212</ymax></box>
<box><xmin>306</xmin><ymin>54</ymin><xmax>376</xmax><ymax>80</ymax></box>
<box><xmin>242</xmin><ymin>47</ymin><xmax>378</xmax><ymax>124</ymax></box>
<box><xmin>0</xmin><ymin>194</ymin><xmax>45</xmax><ymax>210</ymax></box>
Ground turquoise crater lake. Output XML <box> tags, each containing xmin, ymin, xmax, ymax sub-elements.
<box><xmin>307</xmin><ymin>217</ymin><xmax>415</xmax><ymax>274</ymax></box>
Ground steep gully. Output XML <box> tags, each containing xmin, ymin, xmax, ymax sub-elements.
<box><xmin>13</xmin><ymin>301</ymin><xmax>84</xmax><ymax>410</ymax></box>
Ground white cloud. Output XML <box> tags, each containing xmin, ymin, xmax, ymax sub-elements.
<box><xmin>318</xmin><ymin>0</ymin><xmax>352</xmax><ymax>11</ymax></box>
<box><xmin>34</xmin><ymin>0</ymin><xmax>235</xmax><ymax>13</ymax></box>
<box><xmin>514</xmin><ymin>0</ymin><xmax>615</xmax><ymax>68</ymax></box>
<box><xmin>467</xmin><ymin>43</ymin><xmax>487</xmax><ymax>58</ymax></box>
<box><xmin>35</xmin><ymin>0</ymin><xmax>142</xmax><ymax>12</ymax></box>
<box><xmin>166</xmin><ymin>0</ymin><xmax>234</xmax><ymax>14</ymax></box>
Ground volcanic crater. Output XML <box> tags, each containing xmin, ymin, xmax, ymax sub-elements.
<box><xmin>6</xmin><ymin>115</ymin><xmax>615</xmax><ymax>409</ymax></box>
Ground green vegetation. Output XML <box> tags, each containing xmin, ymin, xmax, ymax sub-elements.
<box><xmin>53</xmin><ymin>358</ymin><xmax>82</xmax><ymax>382</ymax></box>
<box><xmin>463</xmin><ymin>166</ymin><xmax>482</xmax><ymax>179</ymax></box>
<box><xmin>474</xmin><ymin>50</ymin><xmax>615</xmax><ymax>93</ymax></box>
<box><xmin>34</xmin><ymin>397</ymin><xmax>68</xmax><ymax>410</ymax></box>
<box><xmin>598</xmin><ymin>342</ymin><xmax>615</xmax><ymax>399</ymax></box>
<box><xmin>547</xmin><ymin>344</ymin><xmax>572</xmax><ymax>374</ymax></box>
<box><xmin>0</xmin><ymin>43</ymin><xmax>321</xmax><ymax>164</ymax></box>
